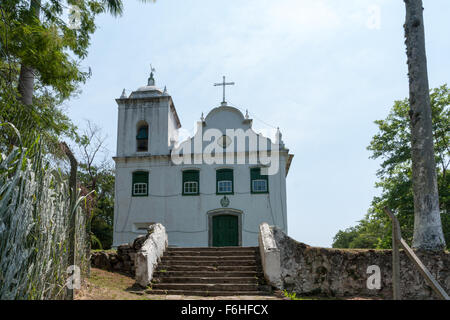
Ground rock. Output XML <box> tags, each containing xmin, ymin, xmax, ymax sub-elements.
<box><xmin>91</xmin><ymin>252</ymin><xmax>112</xmax><ymax>271</ymax></box>
<box><xmin>91</xmin><ymin>243</ymin><xmax>139</xmax><ymax>276</ymax></box>
<box><xmin>113</xmin><ymin>261</ymin><xmax>124</xmax><ymax>271</ymax></box>
<box><xmin>109</xmin><ymin>254</ymin><xmax>119</xmax><ymax>264</ymax></box>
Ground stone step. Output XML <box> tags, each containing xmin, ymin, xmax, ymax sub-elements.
<box><xmin>153</xmin><ymin>276</ymin><xmax>263</xmax><ymax>284</ymax></box>
<box><xmin>161</xmin><ymin>255</ymin><xmax>258</xmax><ymax>262</ymax></box>
<box><xmin>153</xmin><ymin>271</ymin><xmax>263</xmax><ymax>278</ymax></box>
<box><xmin>158</xmin><ymin>259</ymin><xmax>257</xmax><ymax>267</ymax></box>
<box><xmin>146</xmin><ymin>246</ymin><xmax>272</xmax><ymax>297</ymax></box>
<box><xmin>168</xmin><ymin>246</ymin><xmax>259</xmax><ymax>252</ymax></box>
<box><xmin>150</xmin><ymin>283</ymin><xmax>271</xmax><ymax>292</ymax></box>
<box><xmin>165</xmin><ymin>250</ymin><xmax>258</xmax><ymax>257</ymax></box>
<box><xmin>156</xmin><ymin>265</ymin><xmax>260</xmax><ymax>272</ymax></box>
<box><xmin>145</xmin><ymin>289</ymin><xmax>272</xmax><ymax>297</ymax></box>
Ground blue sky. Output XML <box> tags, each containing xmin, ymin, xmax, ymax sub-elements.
<box><xmin>66</xmin><ymin>0</ymin><xmax>450</xmax><ymax>247</ymax></box>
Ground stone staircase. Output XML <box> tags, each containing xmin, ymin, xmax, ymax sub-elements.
<box><xmin>146</xmin><ymin>246</ymin><xmax>273</xmax><ymax>297</ymax></box>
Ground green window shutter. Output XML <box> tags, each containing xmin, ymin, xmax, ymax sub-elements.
<box><xmin>216</xmin><ymin>169</ymin><xmax>233</xmax><ymax>194</ymax></box>
<box><xmin>132</xmin><ymin>171</ymin><xmax>148</xmax><ymax>196</ymax></box>
<box><xmin>250</xmin><ymin>168</ymin><xmax>260</xmax><ymax>180</ymax></box>
<box><xmin>182</xmin><ymin>170</ymin><xmax>199</xmax><ymax>195</ymax></box>
<box><xmin>250</xmin><ymin>168</ymin><xmax>269</xmax><ymax>193</ymax></box>
<box><xmin>217</xmin><ymin>169</ymin><xmax>233</xmax><ymax>181</ymax></box>
<box><xmin>133</xmin><ymin>171</ymin><xmax>148</xmax><ymax>183</ymax></box>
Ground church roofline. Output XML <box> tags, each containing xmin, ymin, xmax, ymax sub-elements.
<box><xmin>205</xmin><ymin>105</ymin><xmax>249</xmax><ymax>125</ymax></box>
<box><xmin>170</xmin><ymin>100</ymin><xmax>182</xmax><ymax>129</ymax></box>
<box><xmin>286</xmin><ymin>154</ymin><xmax>294</xmax><ymax>177</ymax></box>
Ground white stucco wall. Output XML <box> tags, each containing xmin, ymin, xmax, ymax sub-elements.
<box><xmin>112</xmin><ymin>156</ymin><xmax>288</xmax><ymax>247</ymax></box>
<box><xmin>113</xmin><ymin>84</ymin><xmax>291</xmax><ymax>248</ymax></box>
<box><xmin>116</xmin><ymin>97</ymin><xmax>177</xmax><ymax>157</ymax></box>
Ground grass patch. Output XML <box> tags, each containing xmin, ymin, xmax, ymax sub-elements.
<box><xmin>282</xmin><ymin>290</ymin><xmax>340</xmax><ymax>300</ymax></box>
<box><xmin>76</xmin><ymin>268</ymin><xmax>152</xmax><ymax>300</ymax></box>
<box><xmin>91</xmin><ymin>249</ymin><xmax>117</xmax><ymax>253</ymax></box>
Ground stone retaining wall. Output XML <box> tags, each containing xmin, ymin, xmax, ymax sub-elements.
<box><xmin>272</xmin><ymin>226</ymin><xmax>450</xmax><ymax>300</ymax></box>
<box><xmin>90</xmin><ymin>234</ymin><xmax>152</xmax><ymax>276</ymax></box>
<box><xmin>90</xmin><ymin>244</ymin><xmax>136</xmax><ymax>276</ymax></box>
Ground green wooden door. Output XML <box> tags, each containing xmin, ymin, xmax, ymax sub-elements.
<box><xmin>212</xmin><ymin>215</ymin><xmax>239</xmax><ymax>247</ymax></box>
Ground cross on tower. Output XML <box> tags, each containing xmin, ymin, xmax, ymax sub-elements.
<box><xmin>214</xmin><ymin>76</ymin><xmax>235</xmax><ymax>105</ymax></box>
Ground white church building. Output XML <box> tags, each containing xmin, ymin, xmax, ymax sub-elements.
<box><xmin>112</xmin><ymin>71</ymin><xmax>293</xmax><ymax>248</ymax></box>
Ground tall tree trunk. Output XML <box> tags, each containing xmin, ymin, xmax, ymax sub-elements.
<box><xmin>17</xmin><ymin>65</ymin><xmax>35</xmax><ymax>105</ymax></box>
<box><xmin>17</xmin><ymin>0</ymin><xmax>41</xmax><ymax>105</ymax></box>
<box><xmin>404</xmin><ymin>0</ymin><xmax>445</xmax><ymax>251</ymax></box>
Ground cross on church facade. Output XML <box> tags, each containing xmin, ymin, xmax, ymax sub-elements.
<box><xmin>214</xmin><ymin>76</ymin><xmax>234</xmax><ymax>105</ymax></box>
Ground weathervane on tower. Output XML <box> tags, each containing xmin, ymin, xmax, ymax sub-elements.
<box><xmin>148</xmin><ymin>64</ymin><xmax>156</xmax><ymax>86</ymax></box>
<box><xmin>214</xmin><ymin>76</ymin><xmax>234</xmax><ymax>106</ymax></box>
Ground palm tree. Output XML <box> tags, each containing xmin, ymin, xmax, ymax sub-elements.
<box><xmin>403</xmin><ymin>0</ymin><xmax>446</xmax><ymax>250</ymax></box>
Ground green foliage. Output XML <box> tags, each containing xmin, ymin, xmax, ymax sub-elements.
<box><xmin>76</xmin><ymin>161</ymin><xmax>115</xmax><ymax>250</ymax></box>
<box><xmin>0</xmin><ymin>124</ymin><xmax>89</xmax><ymax>299</ymax></box>
<box><xmin>0</xmin><ymin>1</ymin><xmax>154</xmax><ymax>154</ymax></box>
<box><xmin>283</xmin><ymin>290</ymin><xmax>301</xmax><ymax>300</ymax></box>
<box><xmin>0</xmin><ymin>1</ymin><xmax>94</xmax><ymax>152</ymax></box>
<box><xmin>333</xmin><ymin>85</ymin><xmax>450</xmax><ymax>249</ymax></box>
<box><xmin>0</xmin><ymin>78</ymin><xmax>78</xmax><ymax>155</ymax></box>
<box><xmin>282</xmin><ymin>290</ymin><xmax>329</xmax><ymax>300</ymax></box>
<box><xmin>86</xmin><ymin>165</ymin><xmax>114</xmax><ymax>249</ymax></box>
<box><xmin>3</xmin><ymin>1</ymin><xmax>96</xmax><ymax>98</ymax></box>
<box><xmin>90</xmin><ymin>234</ymin><xmax>103</xmax><ymax>250</ymax></box>
<box><xmin>332</xmin><ymin>216</ymin><xmax>387</xmax><ymax>249</ymax></box>
<box><xmin>75</xmin><ymin>121</ymin><xmax>115</xmax><ymax>250</ymax></box>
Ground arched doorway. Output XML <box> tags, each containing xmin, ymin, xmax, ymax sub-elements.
<box><xmin>207</xmin><ymin>209</ymin><xmax>242</xmax><ymax>247</ymax></box>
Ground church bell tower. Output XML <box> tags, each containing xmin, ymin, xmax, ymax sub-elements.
<box><xmin>115</xmin><ymin>69</ymin><xmax>181</xmax><ymax>158</ymax></box>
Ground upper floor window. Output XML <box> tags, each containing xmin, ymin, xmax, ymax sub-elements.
<box><xmin>132</xmin><ymin>171</ymin><xmax>149</xmax><ymax>196</ymax></box>
<box><xmin>136</xmin><ymin>123</ymin><xmax>149</xmax><ymax>152</ymax></box>
<box><xmin>251</xmin><ymin>168</ymin><xmax>268</xmax><ymax>193</ymax></box>
<box><xmin>216</xmin><ymin>169</ymin><xmax>233</xmax><ymax>194</ymax></box>
<box><xmin>182</xmin><ymin>170</ymin><xmax>199</xmax><ymax>195</ymax></box>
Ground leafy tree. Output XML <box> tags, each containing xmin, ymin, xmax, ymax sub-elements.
<box><xmin>78</xmin><ymin>162</ymin><xmax>114</xmax><ymax>250</ymax></box>
<box><xmin>14</xmin><ymin>0</ymin><xmax>130</xmax><ymax>105</ymax></box>
<box><xmin>333</xmin><ymin>217</ymin><xmax>386</xmax><ymax>249</ymax></box>
<box><xmin>333</xmin><ymin>85</ymin><xmax>449</xmax><ymax>250</ymax></box>
<box><xmin>0</xmin><ymin>0</ymin><xmax>153</xmax><ymax>152</ymax></box>
<box><xmin>75</xmin><ymin>120</ymin><xmax>114</xmax><ymax>249</ymax></box>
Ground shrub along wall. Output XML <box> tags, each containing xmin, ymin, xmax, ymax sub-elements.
<box><xmin>272</xmin><ymin>227</ymin><xmax>450</xmax><ymax>300</ymax></box>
